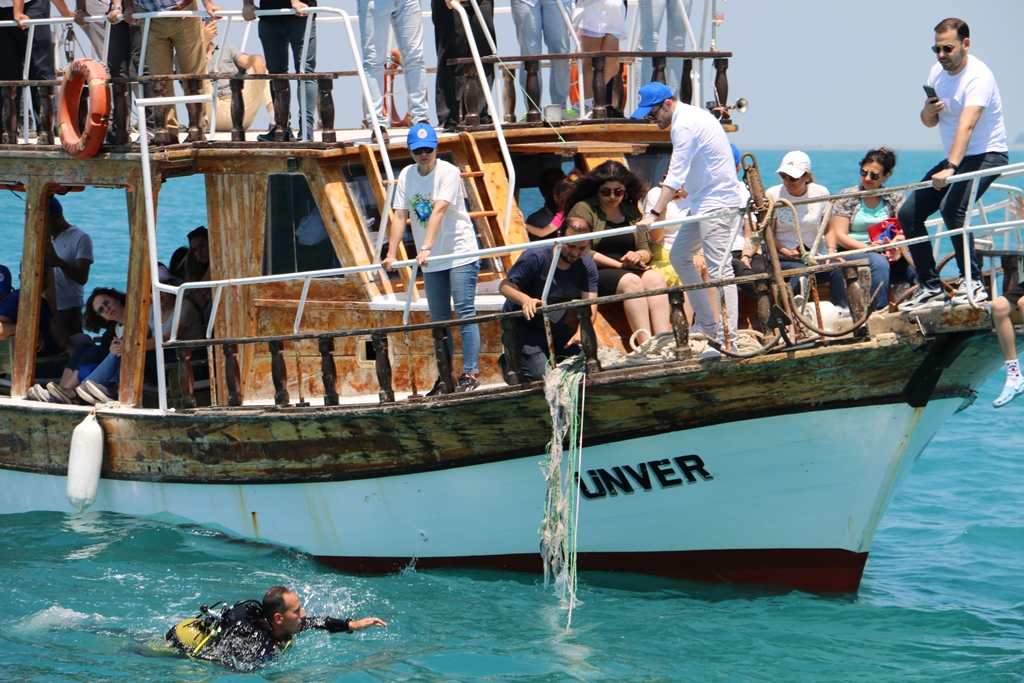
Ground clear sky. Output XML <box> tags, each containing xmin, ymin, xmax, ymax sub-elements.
<box><xmin>280</xmin><ymin>0</ymin><xmax>1021</xmax><ymax>151</ymax></box>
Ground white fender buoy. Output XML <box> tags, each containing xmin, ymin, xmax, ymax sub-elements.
<box><xmin>67</xmin><ymin>412</ymin><xmax>104</xmax><ymax>511</ymax></box>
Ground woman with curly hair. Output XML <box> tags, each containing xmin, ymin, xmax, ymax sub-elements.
<box><xmin>565</xmin><ymin>160</ymin><xmax>670</xmax><ymax>343</ymax></box>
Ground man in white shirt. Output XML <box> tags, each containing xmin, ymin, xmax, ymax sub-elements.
<box><xmin>46</xmin><ymin>197</ymin><xmax>94</xmax><ymax>336</ymax></box>
<box><xmin>633</xmin><ymin>81</ymin><xmax>747</xmax><ymax>348</ymax></box>
<box><xmin>898</xmin><ymin>18</ymin><xmax>1009</xmax><ymax>312</ymax></box>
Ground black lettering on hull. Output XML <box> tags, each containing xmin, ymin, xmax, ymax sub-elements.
<box><xmin>579</xmin><ymin>455</ymin><xmax>714</xmax><ymax>502</ymax></box>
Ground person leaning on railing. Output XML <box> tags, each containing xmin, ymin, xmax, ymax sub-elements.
<box><xmin>117</xmin><ymin>0</ymin><xmax>220</xmax><ymax>141</ymax></box>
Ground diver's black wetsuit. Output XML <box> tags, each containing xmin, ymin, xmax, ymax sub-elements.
<box><xmin>168</xmin><ymin>612</ymin><xmax>353</xmax><ymax>671</ymax></box>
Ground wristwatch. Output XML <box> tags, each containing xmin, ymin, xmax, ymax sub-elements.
<box><xmin>945</xmin><ymin>161</ymin><xmax>959</xmax><ymax>172</ymax></box>
<box><xmin>647</xmin><ymin>209</ymin><xmax>660</xmax><ymax>217</ymax></box>
<box><xmin>420</xmin><ymin>244</ymin><xmax>432</xmax><ymax>252</ymax></box>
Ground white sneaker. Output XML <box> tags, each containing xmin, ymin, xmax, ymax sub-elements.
<box><xmin>993</xmin><ymin>375</ymin><xmax>1024</xmax><ymax>408</ymax></box>
<box><xmin>949</xmin><ymin>277</ymin><xmax>988</xmax><ymax>305</ymax></box>
<box><xmin>898</xmin><ymin>285</ymin><xmax>946</xmax><ymax>312</ymax></box>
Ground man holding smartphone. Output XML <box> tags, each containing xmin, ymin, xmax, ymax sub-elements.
<box><xmin>898</xmin><ymin>17</ymin><xmax>1008</xmax><ymax>312</ymax></box>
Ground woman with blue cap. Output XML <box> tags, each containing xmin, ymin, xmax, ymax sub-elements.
<box><xmin>383</xmin><ymin>123</ymin><xmax>481</xmax><ymax>394</ymax></box>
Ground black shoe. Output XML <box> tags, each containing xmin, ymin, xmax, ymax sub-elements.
<box><xmin>425</xmin><ymin>377</ymin><xmax>450</xmax><ymax>397</ymax></box>
<box><xmin>257</xmin><ymin>126</ymin><xmax>292</xmax><ymax>142</ymax></box>
<box><xmin>371</xmin><ymin>126</ymin><xmax>389</xmax><ymax>144</ymax></box>
<box><xmin>442</xmin><ymin>120</ymin><xmax>458</xmax><ymax>134</ymax></box>
<box><xmin>478</xmin><ymin>114</ymin><xmax>493</xmax><ymax>125</ymax></box>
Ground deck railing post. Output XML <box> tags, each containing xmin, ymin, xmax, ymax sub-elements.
<box><xmin>524</xmin><ymin>59</ymin><xmax>541</xmax><ymax>122</ymax></box>
<box><xmin>272</xmin><ymin>79</ymin><xmax>290</xmax><ymax>141</ymax></box>
<box><xmin>184</xmin><ymin>78</ymin><xmax>205</xmax><ymax>142</ymax></box>
<box><xmin>269</xmin><ymin>340</ymin><xmax>290</xmax><ymax>406</ymax></box>
<box><xmin>668</xmin><ymin>291</ymin><xmax>692</xmax><ymax>360</ymax></box>
<box><xmin>713</xmin><ymin>57</ymin><xmax>729</xmax><ymax>121</ymax></box>
<box><xmin>176</xmin><ymin>347</ymin><xmax>197</xmax><ymax>409</ymax></box>
<box><xmin>651</xmin><ymin>56</ymin><xmax>667</xmax><ymax>85</ymax></box>
<box><xmin>224</xmin><ymin>343</ymin><xmax>242</xmax><ymax>406</ymax></box>
<box><xmin>318</xmin><ymin>77</ymin><xmax>336</xmax><ymax>142</ymax></box>
<box><xmin>372</xmin><ymin>332</ymin><xmax>395</xmax><ymax>403</ymax></box>
<box><xmin>318</xmin><ymin>337</ymin><xmax>339</xmax><ymax>405</ymax></box>
<box><xmin>1</xmin><ymin>85</ymin><xmax>16</xmax><ymax>143</ymax></box>
<box><xmin>112</xmin><ymin>81</ymin><xmax>130</xmax><ymax>145</ymax></box>
<box><xmin>150</xmin><ymin>80</ymin><xmax>173</xmax><ymax>146</ymax></box>
<box><xmin>576</xmin><ymin>303</ymin><xmax>602</xmax><ymax>373</ymax></box>
<box><xmin>37</xmin><ymin>85</ymin><xmax>53</xmax><ymax>145</ymax></box>
<box><xmin>229</xmin><ymin>76</ymin><xmax>245</xmax><ymax>141</ymax></box>
<box><xmin>431</xmin><ymin>327</ymin><xmax>455</xmax><ymax>394</ymax></box>
<box><xmin>591</xmin><ymin>55</ymin><xmax>606</xmax><ymax>119</ymax></box>
<box><xmin>463</xmin><ymin>61</ymin><xmax>480</xmax><ymax>126</ymax></box>
<box><xmin>843</xmin><ymin>264</ymin><xmax>869</xmax><ymax>324</ymax></box>
<box><xmin>502</xmin><ymin>65</ymin><xmax>516</xmax><ymax>123</ymax></box>
<box><xmin>680</xmin><ymin>59</ymin><xmax>692</xmax><ymax>105</ymax></box>
<box><xmin>499</xmin><ymin>317</ymin><xmax>522</xmax><ymax>384</ymax></box>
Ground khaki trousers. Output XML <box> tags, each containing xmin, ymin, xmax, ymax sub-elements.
<box><xmin>211</xmin><ymin>74</ymin><xmax>272</xmax><ymax>131</ymax></box>
<box><xmin>144</xmin><ymin>1</ymin><xmax>207</xmax><ymax>137</ymax></box>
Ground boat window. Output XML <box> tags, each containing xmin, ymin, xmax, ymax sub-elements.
<box><xmin>263</xmin><ymin>174</ymin><xmax>341</xmax><ymax>276</ymax></box>
<box><xmin>625</xmin><ymin>146</ymin><xmax>672</xmax><ymax>189</ymax></box>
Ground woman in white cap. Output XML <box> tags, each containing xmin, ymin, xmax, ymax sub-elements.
<box><xmin>765</xmin><ymin>151</ymin><xmax>841</xmax><ymax>297</ymax></box>
<box><xmin>383</xmin><ymin>123</ymin><xmax>481</xmax><ymax>394</ymax></box>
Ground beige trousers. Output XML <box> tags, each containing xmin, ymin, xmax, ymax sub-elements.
<box><xmin>144</xmin><ymin>1</ymin><xmax>207</xmax><ymax>137</ymax></box>
<box><xmin>211</xmin><ymin>75</ymin><xmax>272</xmax><ymax>131</ymax></box>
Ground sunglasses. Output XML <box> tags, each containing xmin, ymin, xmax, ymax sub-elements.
<box><xmin>860</xmin><ymin>169</ymin><xmax>881</xmax><ymax>181</ymax></box>
<box><xmin>95</xmin><ymin>296</ymin><xmax>113</xmax><ymax>316</ymax></box>
<box><xmin>411</xmin><ymin>147</ymin><xmax>435</xmax><ymax>156</ymax></box>
<box><xmin>644</xmin><ymin>102</ymin><xmax>663</xmax><ymax>122</ymax></box>
<box><xmin>931</xmin><ymin>44</ymin><xmax>958</xmax><ymax>55</ymax></box>
<box><xmin>779</xmin><ymin>173</ymin><xmax>805</xmax><ymax>183</ymax></box>
<box><xmin>599</xmin><ymin>186</ymin><xmax>626</xmax><ymax>198</ymax></box>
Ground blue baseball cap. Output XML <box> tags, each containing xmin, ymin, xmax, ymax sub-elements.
<box><xmin>630</xmin><ymin>82</ymin><xmax>674</xmax><ymax>119</ymax></box>
<box><xmin>731</xmin><ymin>143</ymin><xmax>741</xmax><ymax>167</ymax></box>
<box><xmin>0</xmin><ymin>264</ymin><xmax>11</xmax><ymax>296</ymax></box>
<box><xmin>49</xmin><ymin>196</ymin><xmax>63</xmax><ymax>214</ymax></box>
<box><xmin>407</xmin><ymin>122</ymin><xmax>438</xmax><ymax>151</ymax></box>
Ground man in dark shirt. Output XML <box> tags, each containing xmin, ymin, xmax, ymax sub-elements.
<box><xmin>167</xmin><ymin>585</ymin><xmax>387</xmax><ymax>671</ymax></box>
<box><xmin>500</xmin><ymin>217</ymin><xmax>598</xmax><ymax>381</ymax></box>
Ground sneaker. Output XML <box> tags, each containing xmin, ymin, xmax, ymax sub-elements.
<box><xmin>76</xmin><ymin>386</ymin><xmax>100</xmax><ymax>405</ymax></box>
<box><xmin>46</xmin><ymin>382</ymin><xmax>77</xmax><ymax>405</ymax></box>
<box><xmin>453</xmin><ymin>373</ymin><xmax>479</xmax><ymax>393</ymax></box>
<box><xmin>425</xmin><ymin>377</ymin><xmax>450</xmax><ymax>397</ymax></box>
<box><xmin>83</xmin><ymin>379</ymin><xmax>115</xmax><ymax>403</ymax></box>
<box><xmin>993</xmin><ymin>375</ymin><xmax>1024</xmax><ymax>409</ymax></box>
<box><xmin>256</xmin><ymin>126</ymin><xmax>293</xmax><ymax>143</ymax></box>
<box><xmin>441</xmin><ymin>120</ymin><xmax>458</xmax><ymax>134</ymax></box>
<box><xmin>949</xmin><ymin>277</ymin><xmax>988</xmax><ymax>305</ymax></box>
<box><xmin>27</xmin><ymin>385</ymin><xmax>54</xmax><ymax>402</ymax></box>
<box><xmin>898</xmin><ymin>285</ymin><xmax>946</xmax><ymax>312</ymax></box>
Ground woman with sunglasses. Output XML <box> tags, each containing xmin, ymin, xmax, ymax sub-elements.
<box><xmin>831</xmin><ymin>148</ymin><xmax>917</xmax><ymax>310</ymax></box>
<box><xmin>383</xmin><ymin>123</ymin><xmax>481</xmax><ymax>394</ymax></box>
<box><xmin>564</xmin><ymin>160</ymin><xmax>671</xmax><ymax>344</ymax></box>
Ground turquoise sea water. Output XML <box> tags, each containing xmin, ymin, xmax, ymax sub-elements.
<box><xmin>2</xmin><ymin>150</ymin><xmax>1024</xmax><ymax>681</ymax></box>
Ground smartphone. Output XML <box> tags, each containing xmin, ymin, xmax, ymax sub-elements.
<box><xmin>923</xmin><ymin>85</ymin><xmax>938</xmax><ymax>100</ymax></box>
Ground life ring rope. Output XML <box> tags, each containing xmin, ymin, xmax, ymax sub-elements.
<box><xmin>57</xmin><ymin>58</ymin><xmax>111</xmax><ymax>159</ymax></box>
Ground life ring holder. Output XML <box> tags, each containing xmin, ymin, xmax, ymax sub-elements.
<box><xmin>57</xmin><ymin>58</ymin><xmax>111</xmax><ymax>159</ymax></box>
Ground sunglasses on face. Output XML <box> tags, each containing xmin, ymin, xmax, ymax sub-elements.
<box><xmin>931</xmin><ymin>44</ymin><xmax>957</xmax><ymax>54</ymax></box>
<box><xmin>411</xmin><ymin>147</ymin><xmax>435</xmax><ymax>156</ymax></box>
<box><xmin>644</xmin><ymin>103</ymin><xmax>663</xmax><ymax>122</ymax></box>
<box><xmin>96</xmin><ymin>297</ymin><xmax>113</xmax><ymax>316</ymax></box>
<box><xmin>599</xmin><ymin>186</ymin><xmax>626</xmax><ymax>198</ymax></box>
<box><xmin>860</xmin><ymin>169</ymin><xmax>881</xmax><ymax>181</ymax></box>
<box><xmin>779</xmin><ymin>173</ymin><xmax>805</xmax><ymax>183</ymax></box>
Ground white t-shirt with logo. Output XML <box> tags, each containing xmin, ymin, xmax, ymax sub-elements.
<box><xmin>392</xmin><ymin>159</ymin><xmax>479</xmax><ymax>273</ymax></box>
<box><xmin>766</xmin><ymin>183</ymin><xmax>830</xmax><ymax>253</ymax></box>
<box><xmin>928</xmin><ymin>55</ymin><xmax>1007</xmax><ymax>157</ymax></box>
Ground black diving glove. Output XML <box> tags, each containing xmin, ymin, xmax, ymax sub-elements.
<box><xmin>324</xmin><ymin>617</ymin><xmax>352</xmax><ymax>633</ymax></box>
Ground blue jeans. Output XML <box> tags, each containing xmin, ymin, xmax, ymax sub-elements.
<box><xmin>258</xmin><ymin>16</ymin><xmax>317</xmax><ymax>139</ymax></box>
<box><xmin>358</xmin><ymin>0</ymin><xmax>429</xmax><ymax>126</ymax></box>
<box><xmin>87</xmin><ymin>352</ymin><xmax>122</xmax><ymax>387</ymax></box>
<box><xmin>422</xmin><ymin>261</ymin><xmax>480</xmax><ymax>373</ymax></box>
<box><xmin>636</xmin><ymin>0</ymin><xmax>692</xmax><ymax>94</ymax></box>
<box><xmin>897</xmin><ymin>151</ymin><xmax>1008</xmax><ymax>290</ymax></box>
<box><xmin>510</xmin><ymin>0</ymin><xmax>571</xmax><ymax>108</ymax></box>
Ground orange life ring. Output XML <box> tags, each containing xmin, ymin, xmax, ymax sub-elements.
<box><xmin>57</xmin><ymin>59</ymin><xmax>110</xmax><ymax>159</ymax></box>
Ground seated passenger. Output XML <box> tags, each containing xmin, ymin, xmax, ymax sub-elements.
<box><xmin>766</xmin><ymin>151</ymin><xmax>845</xmax><ymax>304</ymax></box>
<box><xmin>565</xmin><ymin>160</ymin><xmax>670</xmax><ymax>344</ymax></box>
<box><xmin>830</xmin><ymin>148</ymin><xmax>917</xmax><ymax>310</ymax></box>
<box><xmin>0</xmin><ymin>265</ymin><xmax>74</xmax><ymax>358</ymax></box>
<box><xmin>525</xmin><ymin>168</ymin><xmax>567</xmax><ymax>241</ymax></box>
<box><xmin>992</xmin><ymin>196</ymin><xmax>1024</xmax><ymax>409</ymax></box>
<box><xmin>203</xmin><ymin>18</ymin><xmax>275</xmax><ymax>132</ymax></box>
<box><xmin>499</xmin><ymin>217</ymin><xmax>598</xmax><ymax>381</ymax></box>
<box><xmin>184</xmin><ymin>226</ymin><xmax>213</xmax><ymax>322</ymax></box>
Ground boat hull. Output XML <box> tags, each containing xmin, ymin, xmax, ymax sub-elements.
<box><xmin>0</xmin><ymin>398</ymin><xmax>963</xmax><ymax>592</ymax></box>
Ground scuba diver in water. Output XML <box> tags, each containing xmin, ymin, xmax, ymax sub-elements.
<box><xmin>166</xmin><ymin>585</ymin><xmax>387</xmax><ymax>670</ymax></box>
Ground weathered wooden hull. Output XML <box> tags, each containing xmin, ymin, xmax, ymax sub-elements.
<box><xmin>0</xmin><ymin>310</ymin><xmax>1003</xmax><ymax>592</ymax></box>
